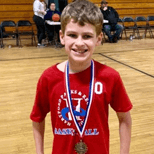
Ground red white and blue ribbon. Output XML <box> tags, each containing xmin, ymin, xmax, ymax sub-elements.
<box><xmin>65</xmin><ymin>60</ymin><xmax>95</xmax><ymax>137</ymax></box>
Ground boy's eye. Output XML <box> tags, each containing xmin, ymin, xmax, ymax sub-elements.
<box><xmin>83</xmin><ymin>35</ymin><xmax>92</xmax><ymax>39</ymax></box>
<box><xmin>68</xmin><ymin>34</ymin><xmax>77</xmax><ymax>38</ymax></box>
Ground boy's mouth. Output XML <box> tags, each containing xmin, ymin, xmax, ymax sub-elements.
<box><xmin>72</xmin><ymin>49</ymin><xmax>88</xmax><ymax>53</ymax></box>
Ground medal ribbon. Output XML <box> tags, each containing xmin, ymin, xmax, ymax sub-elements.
<box><xmin>65</xmin><ymin>60</ymin><xmax>95</xmax><ymax>137</ymax></box>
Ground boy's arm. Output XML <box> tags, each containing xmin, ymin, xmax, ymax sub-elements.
<box><xmin>32</xmin><ymin>120</ymin><xmax>45</xmax><ymax>154</ymax></box>
<box><xmin>116</xmin><ymin>111</ymin><xmax>132</xmax><ymax>154</ymax></box>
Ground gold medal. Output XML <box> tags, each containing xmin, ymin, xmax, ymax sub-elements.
<box><xmin>75</xmin><ymin>140</ymin><xmax>88</xmax><ymax>154</ymax></box>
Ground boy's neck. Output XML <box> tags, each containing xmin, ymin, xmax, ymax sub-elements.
<box><xmin>57</xmin><ymin>60</ymin><xmax>92</xmax><ymax>74</ymax></box>
<box><xmin>69</xmin><ymin>60</ymin><xmax>92</xmax><ymax>74</ymax></box>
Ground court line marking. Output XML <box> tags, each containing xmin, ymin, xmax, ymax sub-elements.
<box><xmin>0</xmin><ymin>54</ymin><xmax>68</xmax><ymax>61</ymax></box>
<box><xmin>97</xmin><ymin>47</ymin><xmax>154</xmax><ymax>54</ymax></box>
<box><xmin>0</xmin><ymin>52</ymin><xmax>154</xmax><ymax>78</ymax></box>
<box><xmin>0</xmin><ymin>47</ymin><xmax>154</xmax><ymax>61</ymax></box>
<box><xmin>99</xmin><ymin>53</ymin><xmax>154</xmax><ymax>78</ymax></box>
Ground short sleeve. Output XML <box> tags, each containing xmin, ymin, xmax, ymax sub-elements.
<box><xmin>110</xmin><ymin>74</ymin><xmax>133</xmax><ymax>112</ymax></box>
<box><xmin>30</xmin><ymin>74</ymin><xmax>50</xmax><ymax>122</ymax></box>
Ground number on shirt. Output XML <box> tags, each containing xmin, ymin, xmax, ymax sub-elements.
<box><xmin>94</xmin><ymin>82</ymin><xmax>103</xmax><ymax>94</ymax></box>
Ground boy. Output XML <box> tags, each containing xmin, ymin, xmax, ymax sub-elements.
<box><xmin>30</xmin><ymin>0</ymin><xmax>132</xmax><ymax>154</ymax></box>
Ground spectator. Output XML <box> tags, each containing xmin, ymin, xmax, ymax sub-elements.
<box><xmin>100</xmin><ymin>0</ymin><xmax>122</xmax><ymax>43</ymax></box>
<box><xmin>33</xmin><ymin>0</ymin><xmax>47</xmax><ymax>47</ymax></box>
<box><xmin>44</xmin><ymin>2</ymin><xmax>61</xmax><ymax>45</ymax></box>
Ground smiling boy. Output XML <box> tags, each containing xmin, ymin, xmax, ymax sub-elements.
<box><xmin>30</xmin><ymin>0</ymin><xmax>132</xmax><ymax>154</ymax></box>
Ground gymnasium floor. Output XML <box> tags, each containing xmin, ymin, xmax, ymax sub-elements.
<box><xmin>0</xmin><ymin>38</ymin><xmax>154</xmax><ymax>154</ymax></box>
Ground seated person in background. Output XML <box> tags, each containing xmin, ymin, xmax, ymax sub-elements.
<box><xmin>100</xmin><ymin>0</ymin><xmax>122</xmax><ymax>43</ymax></box>
<box><xmin>44</xmin><ymin>3</ymin><xmax>61</xmax><ymax>44</ymax></box>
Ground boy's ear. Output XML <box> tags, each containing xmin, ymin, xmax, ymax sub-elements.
<box><xmin>59</xmin><ymin>30</ymin><xmax>65</xmax><ymax>45</ymax></box>
<box><xmin>96</xmin><ymin>32</ymin><xmax>103</xmax><ymax>46</ymax></box>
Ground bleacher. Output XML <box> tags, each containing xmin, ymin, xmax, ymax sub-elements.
<box><xmin>0</xmin><ymin>0</ymin><xmax>154</xmax><ymax>47</ymax></box>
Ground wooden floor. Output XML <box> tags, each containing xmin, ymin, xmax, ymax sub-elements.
<box><xmin>0</xmin><ymin>38</ymin><xmax>154</xmax><ymax>154</ymax></box>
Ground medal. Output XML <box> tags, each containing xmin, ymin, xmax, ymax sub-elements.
<box><xmin>65</xmin><ymin>60</ymin><xmax>95</xmax><ymax>153</ymax></box>
<box><xmin>75</xmin><ymin>140</ymin><xmax>88</xmax><ymax>154</ymax></box>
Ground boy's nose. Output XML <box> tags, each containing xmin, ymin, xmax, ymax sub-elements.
<box><xmin>75</xmin><ymin>36</ymin><xmax>85</xmax><ymax>47</ymax></box>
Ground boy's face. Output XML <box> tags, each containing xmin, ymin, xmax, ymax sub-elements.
<box><xmin>60</xmin><ymin>19</ymin><xmax>102</xmax><ymax>64</ymax></box>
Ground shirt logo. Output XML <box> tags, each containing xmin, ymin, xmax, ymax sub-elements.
<box><xmin>57</xmin><ymin>90</ymin><xmax>89</xmax><ymax>126</ymax></box>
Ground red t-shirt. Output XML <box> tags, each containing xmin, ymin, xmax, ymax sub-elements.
<box><xmin>30</xmin><ymin>60</ymin><xmax>132</xmax><ymax>154</ymax></box>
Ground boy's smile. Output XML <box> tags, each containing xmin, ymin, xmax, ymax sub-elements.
<box><xmin>60</xmin><ymin>19</ymin><xmax>102</xmax><ymax>71</ymax></box>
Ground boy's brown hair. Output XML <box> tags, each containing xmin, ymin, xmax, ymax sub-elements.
<box><xmin>61</xmin><ymin>0</ymin><xmax>103</xmax><ymax>36</ymax></box>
